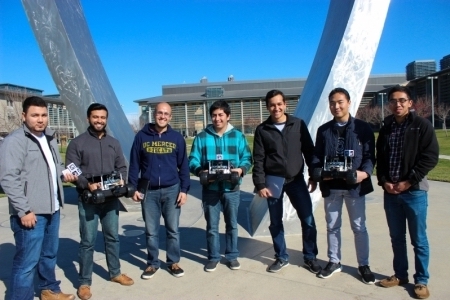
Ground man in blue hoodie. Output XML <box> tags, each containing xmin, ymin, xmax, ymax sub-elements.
<box><xmin>128</xmin><ymin>102</ymin><xmax>190</xmax><ymax>280</ymax></box>
<box><xmin>189</xmin><ymin>100</ymin><xmax>252</xmax><ymax>272</ymax></box>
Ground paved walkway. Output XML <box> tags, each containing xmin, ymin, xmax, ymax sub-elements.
<box><xmin>1</xmin><ymin>176</ymin><xmax>449</xmax><ymax>299</ymax></box>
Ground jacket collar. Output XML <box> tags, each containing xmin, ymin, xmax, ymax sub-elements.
<box><xmin>22</xmin><ymin>124</ymin><xmax>55</xmax><ymax>139</ymax></box>
<box><xmin>264</xmin><ymin>113</ymin><xmax>296</xmax><ymax>126</ymax></box>
<box><xmin>87</xmin><ymin>126</ymin><xmax>107</xmax><ymax>139</ymax></box>
<box><xmin>383</xmin><ymin>110</ymin><xmax>416</xmax><ymax>127</ymax></box>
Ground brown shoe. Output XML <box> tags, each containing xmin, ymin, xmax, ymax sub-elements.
<box><xmin>41</xmin><ymin>290</ymin><xmax>75</xmax><ymax>300</ymax></box>
<box><xmin>111</xmin><ymin>273</ymin><xmax>134</xmax><ymax>286</ymax></box>
<box><xmin>379</xmin><ymin>275</ymin><xmax>409</xmax><ymax>288</ymax></box>
<box><xmin>77</xmin><ymin>285</ymin><xmax>92</xmax><ymax>300</ymax></box>
<box><xmin>414</xmin><ymin>284</ymin><xmax>430</xmax><ymax>299</ymax></box>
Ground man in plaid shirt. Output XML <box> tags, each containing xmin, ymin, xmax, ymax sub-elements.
<box><xmin>189</xmin><ymin>100</ymin><xmax>252</xmax><ymax>272</ymax></box>
<box><xmin>376</xmin><ymin>86</ymin><xmax>439</xmax><ymax>299</ymax></box>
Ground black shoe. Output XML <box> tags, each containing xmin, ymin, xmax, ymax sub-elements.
<box><xmin>358</xmin><ymin>265</ymin><xmax>375</xmax><ymax>284</ymax></box>
<box><xmin>228</xmin><ymin>260</ymin><xmax>241</xmax><ymax>270</ymax></box>
<box><xmin>268</xmin><ymin>259</ymin><xmax>289</xmax><ymax>273</ymax></box>
<box><xmin>141</xmin><ymin>266</ymin><xmax>159</xmax><ymax>279</ymax></box>
<box><xmin>304</xmin><ymin>259</ymin><xmax>322</xmax><ymax>274</ymax></box>
<box><xmin>318</xmin><ymin>262</ymin><xmax>342</xmax><ymax>279</ymax></box>
<box><xmin>168</xmin><ymin>263</ymin><xmax>185</xmax><ymax>278</ymax></box>
<box><xmin>205</xmin><ymin>261</ymin><xmax>219</xmax><ymax>272</ymax></box>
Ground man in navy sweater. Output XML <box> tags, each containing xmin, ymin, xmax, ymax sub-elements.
<box><xmin>128</xmin><ymin>102</ymin><xmax>190</xmax><ymax>280</ymax></box>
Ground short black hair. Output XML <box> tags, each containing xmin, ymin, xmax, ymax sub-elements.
<box><xmin>328</xmin><ymin>87</ymin><xmax>350</xmax><ymax>101</ymax></box>
<box><xmin>87</xmin><ymin>103</ymin><xmax>108</xmax><ymax>118</ymax></box>
<box><xmin>209</xmin><ymin>100</ymin><xmax>231</xmax><ymax>117</ymax></box>
<box><xmin>388</xmin><ymin>86</ymin><xmax>413</xmax><ymax>100</ymax></box>
<box><xmin>22</xmin><ymin>96</ymin><xmax>47</xmax><ymax>113</ymax></box>
<box><xmin>264</xmin><ymin>90</ymin><xmax>285</xmax><ymax>108</ymax></box>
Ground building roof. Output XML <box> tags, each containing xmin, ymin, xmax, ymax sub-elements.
<box><xmin>134</xmin><ymin>74</ymin><xmax>406</xmax><ymax>105</ymax></box>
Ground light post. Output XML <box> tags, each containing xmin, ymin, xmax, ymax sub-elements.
<box><xmin>380</xmin><ymin>92</ymin><xmax>386</xmax><ymax>121</ymax></box>
<box><xmin>427</xmin><ymin>76</ymin><xmax>438</xmax><ymax>128</ymax></box>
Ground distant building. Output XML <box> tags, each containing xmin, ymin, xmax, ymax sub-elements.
<box><xmin>134</xmin><ymin>74</ymin><xmax>406</xmax><ymax>136</ymax></box>
<box><xmin>406</xmin><ymin>60</ymin><xmax>436</xmax><ymax>80</ymax></box>
<box><xmin>440</xmin><ymin>54</ymin><xmax>450</xmax><ymax>71</ymax></box>
<box><xmin>0</xmin><ymin>84</ymin><xmax>78</xmax><ymax>140</ymax></box>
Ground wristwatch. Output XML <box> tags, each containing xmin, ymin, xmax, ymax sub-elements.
<box><xmin>24</xmin><ymin>210</ymin><xmax>32</xmax><ymax>215</ymax></box>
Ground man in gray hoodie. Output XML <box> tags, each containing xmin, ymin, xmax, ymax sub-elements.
<box><xmin>0</xmin><ymin>96</ymin><xmax>77</xmax><ymax>300</ymax></box>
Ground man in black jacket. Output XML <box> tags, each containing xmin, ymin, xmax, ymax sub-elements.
<box><xmin>311</xmin><ymin>88</ymin><xmax>375</xmax><ymax>283</ymax></box>
<box><xmin>252</xmin><ymin>89</ymin><xmax>320</xmax><ymax>274</ymax></box>
<box><xmin>66</xmin><ymin>103</ymin><xmax>134</xmax><ymax>300</ymax></box>
<box><xmin>376</xmin><ymin>86</ymin><xmax>438</xmax><ymax>299</ymax></box>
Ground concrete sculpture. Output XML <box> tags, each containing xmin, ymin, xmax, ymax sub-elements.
<box><xmin>21</xmin><ymin>0</ymin><xmax>134</xmax><ymax>162</ymax></box>
<box><xmin>251</xmin><ymin>0</ymin><xmax>390</xmax><ymax>236</ymax></box>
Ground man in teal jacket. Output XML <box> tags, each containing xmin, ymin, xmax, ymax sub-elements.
<box><xmin>189</xmin><ymin>100</ymin><xmax>252</xmax><ymax>272</ymax></box>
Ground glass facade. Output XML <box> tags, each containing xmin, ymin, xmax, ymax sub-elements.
<box><xmin>143</xmin><ymin>98</ymin><xmax>301</xmax><ymax>136</ymax></box>
<box><xmin>47</xmin><ymin>103</ymin><xmax>78</xmax><ymax>140</ymax></box>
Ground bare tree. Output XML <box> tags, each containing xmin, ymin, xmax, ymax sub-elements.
<box><xmin>244</xmin><ymin>116</ymin><xmax>261</xmax><ymax>134</ymax></box>
<box><xmin>356</xmin><ymin>105</ymin><xmax>376</xmax><ymax>124</ymax></box>
<box><xmin>435</xmin><ymin>102</ymin><xmax>450</xmax><ymax>136</ymax></box>
<box><xmin>127</xmin><ymin>114</ymin><xmax>141</xmax><ymax>133</ymax></box>
<box><xmin>0</xmin><ymin>88</ymin><xmax>27</xmax><ymax>135</ymax></box>
<box><xmin>413</xmin><ymin>97</ymin><xmax>432</xmax><ymax>118</ymax></box>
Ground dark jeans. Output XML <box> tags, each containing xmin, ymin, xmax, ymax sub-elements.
<box><xmin>141</xmin><ymin>183</ymin><xmax>181</xmax><ymax>268</ymax></box>
<box><xmin>78</xmin><ymin>199</ymin><xmax>121</xmax><ymax>286</ymax></box>
<box><xmin>9</xmin><ymin>211</ymin><xmax>61</xmax><ymax>300</ymax></box>
<box><xmin>384</xmin><ymin>190</ymin><xmax>429</xmax><ymax>284</ymax></box>
<box><xmin>202</xmin><ymin>189</ymin><xmax>240</xmax><ymax>262</ymax></box>
<box><xmin>267</xmin><ymin>177</ymin><xmax>318</xmax><ymax>262</ymax></box>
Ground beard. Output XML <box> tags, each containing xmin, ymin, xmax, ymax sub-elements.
<box><xmin>89</xmin><ymin>122</ymin><xmax>106</xmax><ymax>133</ymax></box>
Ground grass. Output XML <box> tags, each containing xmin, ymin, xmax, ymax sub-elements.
<box><xmin>1</xmin><ymin>130</ymin><xmax>449</xmax><ymax>197</ymax></box>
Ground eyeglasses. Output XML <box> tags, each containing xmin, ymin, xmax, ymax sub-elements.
<box><xmin>388</xmin><ymin>98</ymin><xmax>410</xmax><ymax>105</ymax></box>
<box><xmin>155</xmin><ymin>111</ymin><xmax>171</xmax><ymax>117</ymax></box>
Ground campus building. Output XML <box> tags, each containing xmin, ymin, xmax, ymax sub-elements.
<box><xmin>134</xmin><ymin>74</ymin><xmax>406</xmax><ymax>136</ymax></box>
<box><xmin>0</xmin><ymin>84</ymin><xmax>78</xmax><ymax>140</ymax></box>
<box><xmin>440</xmin><ymin>54</ymin><xmax>450</xmax><ymax>71</ymax></box>
<box><xmin>406</xmin><ymin>60</ymin><xmax>437</xmax><ymax>81</ymax></box>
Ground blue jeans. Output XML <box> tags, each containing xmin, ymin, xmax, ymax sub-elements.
<box><xmin>78</xmin><ymin>199</ymin><xmax>121</xmax><ymax>286</ymax></box>
<box><xmin>202</xmin><ymin>189</ymin><xmax>240</xmax><ymax>262</ymax></box>
<box><xmin>267</xmin><ymin>177</ymin><xmax>318</xmax><ymax>262</ymax></box>
<box><xmin>324</xmin><ymin>190</ymin><xmax>369</xmax><ymax>265</ymax></box>
<box><xmin>384</xmin><ymin>190</ymin><xmax>429</xmax><ymax>284</ymax></box>
<box><xmin>9</xmin><ymin>211</ymin><xmax>61</xmax><ymax>300</ymax></box>
<box><xmin>141</xmin><ymin>183</ymin><xmax>181</xmax><ymax>268</ymax></box>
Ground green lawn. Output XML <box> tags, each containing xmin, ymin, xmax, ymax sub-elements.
<box><xmin>1</xmin><ymin>130</ymin><xmax>449</xmax><ymax>197</ymax></box>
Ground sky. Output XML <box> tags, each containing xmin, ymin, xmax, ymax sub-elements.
<box><xmin>1</xmin><ymin>0</ymin><xmax>450</xmax><ymax>117</ymax></box>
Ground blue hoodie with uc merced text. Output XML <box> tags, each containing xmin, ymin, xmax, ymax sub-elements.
<box><xmin>128</xmin><ymin>123</ymin><xmax>190</xmax><ymax>193</ymax></box>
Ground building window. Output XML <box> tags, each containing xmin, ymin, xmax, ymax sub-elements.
<box><xmin>205</xmin><ymin>86</ymin><xmax>224</xmax><ymax>98</ymax></box>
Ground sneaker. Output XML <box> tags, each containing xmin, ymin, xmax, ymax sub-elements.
<box><xmin>358</xmin><ymin>265</ymin><xmax>375</xmax><ymax>284</ymax></box>
<box><xmin>168</xmin><ymin>263</ymin><xmax>185</xmax><ymax>278</ymax></box>
<box><xmin>141</xmin><ymin>266</ymin><xmax>159</xmax><ymax>279</ymax></box>
<box><xmin>379</xmin><ymin>275</ymin><xmax>409</xmax><ymax>288</ymax></box>
<box><xmin>111</xmin><ymin>273</ymin><xmax>134</xmax><ymax>286</ymax></box>
<box><xmin>268</xmin><ymin>259</ymin><xmax>289</xmax><ymax>273</ymax></box>
<box><xmin>205</xmin><ymin>260</ymin><xmax>219</xmax><ymax>272</ymax></box>
<box><xmin>228</xmin><ymin>260</ymin><xmax>241</xmax><ymax>270</ymax></box>
<box><xmin>41</xmin><ymin>290</ymin><xmax>75</xmax><ymax>300</ymax></box>
<box><xmin>414</xmin><ymin>284</ymin><xmax>430</xmax><ymax>299</ymax></box>
<box><xmin>76</xmin><ymin>285</ymin><xmax>92</xmax><ymax>300</ymax></box>
<box><xmin>304</xmin><ymin>259</ymin><xmax>322</xmax><ymax>274</ymax></box>
<box><xmin>318</xmin><ymin>261</ymin><xmax>342</xmax><ymax>279</ymax></box>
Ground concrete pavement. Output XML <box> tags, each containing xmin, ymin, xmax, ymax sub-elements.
<box><xmin>1</xmin><ymin>176</ymin><xmax>449</xmax><ymax>299</ymax></box>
